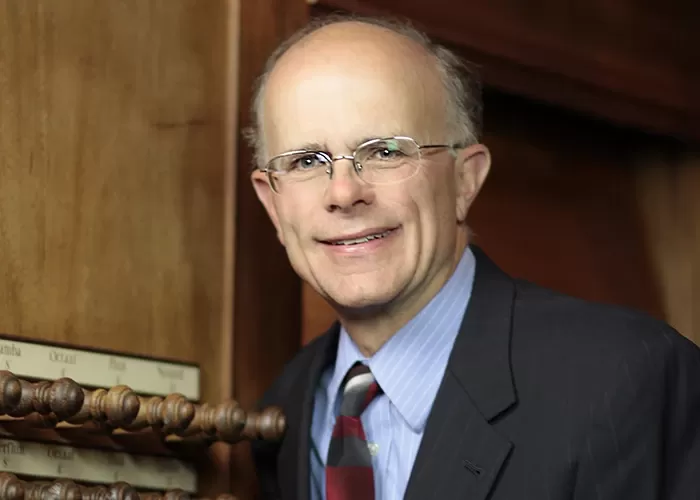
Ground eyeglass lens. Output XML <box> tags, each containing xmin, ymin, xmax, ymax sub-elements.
<box><xmin>268</xmin><ymin>137</ymin><xmax>421</xmax><ymax>192</ymax></box>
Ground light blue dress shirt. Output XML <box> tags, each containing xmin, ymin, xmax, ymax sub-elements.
<box><xmin>310</xmin><ymin>247</ymin><xmax>477</xmax><ymax>500</ymax></box>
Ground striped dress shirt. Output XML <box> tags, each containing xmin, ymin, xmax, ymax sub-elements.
<box><xmin>310</xmin><ymin>247</ymin><xmax>477</xmax><ymax>500</ymax></box>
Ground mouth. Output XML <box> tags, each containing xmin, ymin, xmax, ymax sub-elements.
<box><xmin>320</xmin><ymin>227</ymin><xmax>399</xmax><ymax>246</ymax></box>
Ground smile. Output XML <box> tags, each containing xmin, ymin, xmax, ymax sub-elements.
<box><xmin>321</xmin><ymin>227</ymin><xmax>398</xmax><ymax>246</ymax></box>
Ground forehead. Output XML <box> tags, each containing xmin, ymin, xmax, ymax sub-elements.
<box><xmin>261</xmin><ymin>24</ymin><xmax>448</xmax><ymax>155</ymax></box>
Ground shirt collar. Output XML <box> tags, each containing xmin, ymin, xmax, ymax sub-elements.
<box><xmin>325</xmin><ymin>246</ymin><xmax>477</xmax><ymax>431</ymax></box>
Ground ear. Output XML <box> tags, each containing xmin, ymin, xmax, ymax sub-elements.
<box><xmin>454</xmin><ymin>143</ymin><xmax>491</xmax><ymax>223</ymax></box>
<box><xmin>251</xmin><ymin>170</ymin><xmax>286</xmax><ymax>246</ymax></box>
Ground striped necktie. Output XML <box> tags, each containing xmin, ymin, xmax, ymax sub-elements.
<box><xmin>326</xmin><ymin>363</ymin><xmax>382</xmax><ymax>500</ymax></box>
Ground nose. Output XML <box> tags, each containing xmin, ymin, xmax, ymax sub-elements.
<box><xmin>323</xmin><ymin>158</ymin><xmax>374</xmax><ymax>213</ymax></box>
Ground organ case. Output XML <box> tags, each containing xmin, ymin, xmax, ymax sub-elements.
<box><xmin>0</xmin><ymin>0</ymin><xmax>261</xmax><ymax>497</ymax></box>
<box><xmin>0</xmin><ymin>336</ymin><xmax>285</xmax><ymax>498</ymax></box>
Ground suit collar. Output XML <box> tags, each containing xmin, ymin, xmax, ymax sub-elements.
<box><xmin>448</xmin><ymin>245</ymin><xmax>517</xmax><ymax>421</ymax></box>
<box><xmin>404</xmin><ymin>245</ymin><xmax>517</xmax><ymax>500</ymax></box>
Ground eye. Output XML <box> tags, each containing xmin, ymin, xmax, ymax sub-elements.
<box><xmin>289</xmin><ymin>153</ymin><xmax>326</xmax><ymax>171</ymax></box>
<box><xmin>367</xmin><ymin>140</ymin><xmax>407</xmax><ymax>161</ymax></box>
<box><xmin>374</xmin><ymin>148</ymin><xmax>402</xmax><ymax>159</ymax></box>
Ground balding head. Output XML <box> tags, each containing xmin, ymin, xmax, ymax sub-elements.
<box><xmin>248</xmin><ymin>15</ymin><xmax>491</xmax><ymax>349</ymax></box>
<box><xmin>245</xmin><ymin>15</ymin><xmax>482</xmax><ymax>169</ymax></box>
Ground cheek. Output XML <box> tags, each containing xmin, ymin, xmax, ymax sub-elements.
<box><xmin>274</xmin><ymin>196</ymin><xmax>316</xmax><ymax>242</ymax></box>
<box><xmin>413</xmin><ymin>167</ymin><xmax>458</xmax><ymax>234</ymax></box>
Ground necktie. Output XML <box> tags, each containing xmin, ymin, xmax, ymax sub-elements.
<box><xmin>326</xmin><ymin>363</ymin><xmax>382</xmax><ymax>500</ymax></box>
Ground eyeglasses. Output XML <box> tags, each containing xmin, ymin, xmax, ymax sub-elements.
<box><xmin>260</xmin><ymin>136</ymin><xmax>457</xmax><ymax>194</ymax></box>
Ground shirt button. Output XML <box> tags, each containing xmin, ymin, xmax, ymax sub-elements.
<box><xmin>367</xmin><ymin>442</ymin><xmax>380</xmax><ymax>456</ymax></box>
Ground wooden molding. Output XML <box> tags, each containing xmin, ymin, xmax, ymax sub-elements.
<box><xmin>231</xmin><ymin>0</ymin><xmax>310</xmax><ymax>497</ymax></box>
<box><xmin>312</xmin><ymin>0</ymin><xmax>700</xmax><ymax>142</ymax></box>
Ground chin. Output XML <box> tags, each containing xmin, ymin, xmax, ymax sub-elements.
<box><xmin>302</xmin><ymin>256</ymin><xmax>413</xmax><ymax>313</ymax></box>
<box><xmin>320</xmin><ymin>282</ymin><xmax>400</xmax><ymax>314</ymax></box>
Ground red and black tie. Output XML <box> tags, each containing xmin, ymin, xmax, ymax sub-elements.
<box><xmin>326</xmin><ymin>363</ymin><xmax>382</xmax><ymax>500</ymax></box>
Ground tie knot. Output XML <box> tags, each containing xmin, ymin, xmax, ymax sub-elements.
<box><xmin>340</xmin><ymin>363</ymin><xmax>382</xmax><ymax>417</ymax></box>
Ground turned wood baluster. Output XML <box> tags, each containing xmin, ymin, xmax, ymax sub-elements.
<box><xmin>0</xmin><ymin>372</ymin><xmax>85</xmax><ymax>427</ymax></box>
<box><xmin>64</xmin><ymin>385</ymin><xmax>141</xmax><ymax>429</ymax></box>
<box><xmin>183</xmin><ymin>402</ymin><xmax>217</xmax><ymax>437</ymax></box>
<box><xmin>0</xmin><ymin>370</ymin><xmax>284</xmax><ymax>442</ymax></box>
<box><xmin>142</xmin><ymin>494</ymin><xmax>238</xmax><ymax>500</ymax></box>
<box><xmin>241</xmin><ymin>406</ymin><xmax>286</xmax><ymax>442</ymax></box>
<box><xmin>108</xmin><ymin>391</ymin><xmax>283</xmax><ymax>442</ymax></box>
<box><xmin>0</xmin><ymin>472</ymin><xmax>24</xmax><ymax>500</ymax></box>
<box><xmin>160</xmin><ymin>400</ymin><xmax>284</xmax><ymax>443</ymax></box>
<box><xmin>124</xmin><ymin>395</ymin><xmax>165</xmax><ymax>431</ymax></box>
<box><xmin>0</xmin><ymin>370</ymin><xmax>30</xmax><ymax>415</ymax></box>
<box><xmin>81</xmin><ymin>484</ymin><xmax>110</xmax><ymax>500</ymax></box>
<box><xmin>212</xmin><ymin>401</ymin><xmax>247</xmax><ymax>442</ymax></box>
<box><xmin>162</xmin><ymin>489</ymin><xmax>192</xmax><ymax>500</ymax></box>
<box><xmin>0</xmin><ymin>371</ymin><xmax>142</xmax><ymax>429</ymax></box>
<box><xmin>160</xmin><ymin>394</ymin><xmax>195</xmax><ymax>434</ymax></box>
<box><xmin>0</xmin><ymin>475</ymin><xmax>239</xmax><ymax>500</ymax></box>
<box><xmin>26</xmin><ymin>379</ymin><xmax>141</xmax><ymax>430</ymax></box>
<box><xmin>47</xmin><ymin>378</ymin><xmax>86</xmax><ymax>420</ymax></box>
<box><xmin>24</xmin><ymin>480</ymin><xmax>53</xmax><ymax>500</ymax></box>
<box><xmin>182</xmin><ymin>401</ymin><xmax>246</xmax><ymax>441</ymax></box>
<box><xmin>46</xmin><ymin>479</ymin><xmax>83</xmax><ymax>500</ymax></box>
<box><xmin>125</xmin><ymin>393</ymin><xmax>195</xmax><ymax>434</ymax></box>
<box><xmin>105</xmin><ymin>481</ymin><xmax>140</xmax><ymax>500</ymax></box>
<box><xmin>181</xmin><ymin>401</ymin><xmax>286</xmax><ymax>443</ymax></box>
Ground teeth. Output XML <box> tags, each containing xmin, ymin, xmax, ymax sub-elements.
<box><xmin>331</xmin><ymin>229</ymin><xmax>393</xmax><ymax>246</ymax></box>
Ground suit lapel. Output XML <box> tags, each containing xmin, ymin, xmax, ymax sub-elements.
<box><xmin>404</xmin><ymin>246</ymin><xmax>518</xmax><ymax>500</ymax></box>
<box><xmin>277</xmin><ymin>325</ymin><xmax>340</xmax><ymax>500</ymax></box>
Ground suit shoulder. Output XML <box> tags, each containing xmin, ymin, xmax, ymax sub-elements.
<box><xmin>511</xmin><ymin>279</ymin><xmax>699</xmax><ymax>371</ymax></box>
<box><xmin>507</xmin><ymin>280</ymin><xmax>700</xmax><ymax>426</ymax></box>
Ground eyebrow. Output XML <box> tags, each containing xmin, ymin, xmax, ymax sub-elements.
<box><xmin>348</xmin><ymin>132</ymin><xmax>406</xmax><ymax>150</ymax></box>
<box><xmin>285</xmin><ymin>132</ymin><xmax>408</xmax><ymax>154</ymax></box>
<box><xmin>281</xmin><ymin>141</ymin><xmax>327</xmax><ymax>153</ymax></box>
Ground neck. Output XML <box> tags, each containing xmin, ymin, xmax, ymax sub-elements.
<box><xmin>339</xmin><ymin>232</ymin><xmax>469</xmax><ymax>357</ymax></box>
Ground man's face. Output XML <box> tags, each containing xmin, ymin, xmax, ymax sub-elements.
<box><xmin>252</xmin><ymin>24</ymin><xmax>489</xmax><ymax>315</ymax></box>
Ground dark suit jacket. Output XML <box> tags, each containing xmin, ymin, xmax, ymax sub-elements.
<box><xmin>252</xmin><ymin>247</ymin><xmax>700</xmax><ymax>499</ymax></box>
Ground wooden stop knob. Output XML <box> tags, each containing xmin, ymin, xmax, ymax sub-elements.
<box><xmin>163</xmin><ymin>489</ymin><xmax>192</xmax><ymax>500</ymax></box>
<box><xmin>107</xmin><ymin>481</ymin><xmax>139</xmax><ymax>500</ymax></box>
<box><xmin>47</xmin><ymin>479</ymin><xmax>83</xmax><ymax>500</ymax></box>
<box><xmin>254</xmin><ymin>406</ymin><xmax>287</xmax><ymax>441</ymax></box>
<box><xmin>161</xmin><ymin>393</ymin><xmax>195</xmax><ymax>433</ymax></box>
<box><xmin>0</xmin><ymin>472</ymin><xmax>24</xmax><ymax>500</ymax></box>
<box><xmin>49</xmin><ymin>378</ymin><xmax>86</xmax><ymax>420</ymax></box>
<box><xmin>0</xmin><ymin>371</ymin><xmax>22</xmax><ymax>414</ymax></box>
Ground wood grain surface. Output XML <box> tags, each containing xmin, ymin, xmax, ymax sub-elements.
<box><xmin>637</xmin><ymin>152</ymin><xmax>700</xmax><ymax>345</ymax></box>
<box><xmin>0</xmin><ymin>0</ymin><xmax>239</xmax><ymax>494</ymax></box>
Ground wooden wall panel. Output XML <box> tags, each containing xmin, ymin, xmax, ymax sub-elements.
<box><xmin>467</xmin><ymin>92</ymin><xmax>665</xmax><ymax>319</ymax></box>
<box><xmin>313</xmin><ymin>0</ymin><xmax>700</xmax><ymax>142</ymax></box>
<box><xmin>234</xmin><ymin>0</ymin><xmax>308</xmax><ymax>413</ymax></box>
<box><xmin>0</xmin><ymin>0</ymin><xmax>237</xmax><ymax>491</ymax></box>
<box><xmin>232</xmin><ymin>0</ymin><xmax>309</xmax><ymax>497</ymax></box>
<box><xmin>637</xmin><ymin>154</ymin><xmax>700</xmax><ymax>344</ymax></box>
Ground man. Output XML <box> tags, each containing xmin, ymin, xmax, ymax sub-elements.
<box><xmin>246</xmin><ymin>14</ymin><xmax>700</xmax><ymax>500</ymax></box>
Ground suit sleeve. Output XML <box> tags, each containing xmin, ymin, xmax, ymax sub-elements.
<box><xmin>659</xmin><ymin>330</ymin><xmax>700</xmax><ymax>497</ymax></box>
<box><xmin>249</xmin><ymin>382</ymin><xmax>285</xmax><ymax>500</ymax></box>
<box><xmin>249</xmin><ymin>365</ymin><xmax>300</xmax><ymax>500</ymax></box>
<box><xmin>251</xmin><ymin>439</ymin><xmax>282</xmax><ymax>500</ymax></box>
<box><xmin>573</xmin><ymin>326</ymin><xmax>700</xmax><ymax>500</ymax></box>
